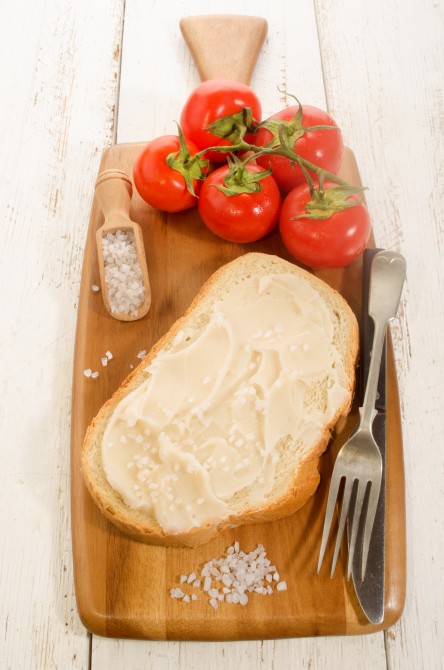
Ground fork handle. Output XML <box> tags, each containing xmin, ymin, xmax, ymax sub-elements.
<box><xmin>359</xmin><ymin>319</ymin><xmax>387</xmax><ymax>431</ymax></box>
<box><xmin>359</xmin><ymin>250</ymin><xmax>406</xmax><ymax>432</ymax></box>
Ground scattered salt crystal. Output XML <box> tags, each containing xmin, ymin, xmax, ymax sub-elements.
<box><xmin>101</xmin><ymin>357</ymin><xmax>108</xmax><ymax>367</ymax></box>
<box><xmin>168</xmin><ymin>542</ymin><xmax>287</xmax><ymax>609</ymax></box>
<box><xmin>137</xmin><ymin>350</ymin><xmax>147</xmax><ymax>359</ymax></box>
<box><xmin>91</xmin><ymin>284</ymin><xmax>100</xmax><ymax>292</ymax></box>
<box><xmin>91</xmin><ymin>371</ymin><xmax>99</xmax><ymax>378</ymax></box>
<box><xmin>105</xmin><ymin>351</ymin><xmax>113</xmax><ymax>360</ymax></box>
<box><xmin>83</xmin><ymin>369</ymin><xmax>92</xmax><ymax>377</ymax></box>
<box><xmin>191</xmin><ymin>594</ymin><xmax>198</xmax><ymax>601</ymax></box>
<box><xmin>182</xmin><ymin>595</ymin><xmax>191</xmax><ymax>603</ymax></box>
<box><xmin>222</xmin><ymin>575</ymin><xmax>232</xmax><ymax>588</ymax></box>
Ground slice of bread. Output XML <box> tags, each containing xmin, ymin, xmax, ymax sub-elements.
<box><xmin>81</xmin><ymin>252</ymin><xmax>359</xmax><ymax>547</ymax></box>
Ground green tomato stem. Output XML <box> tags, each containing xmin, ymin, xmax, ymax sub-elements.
<box><xmin>195</xmin><ymin>140</ymin><xmax>350</xmax><ymax>187</ymax></box>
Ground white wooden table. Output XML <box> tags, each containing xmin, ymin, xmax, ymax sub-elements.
<box><xmin>1</xmin><ymin>1</ymin><xmax>443</xmax><ymax>668</ymax></box>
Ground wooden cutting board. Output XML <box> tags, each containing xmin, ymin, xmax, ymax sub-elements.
<box><xmin>70</xmin><ymin>15</ymin><xmax>406</xmax><ymax>640</ymax></box>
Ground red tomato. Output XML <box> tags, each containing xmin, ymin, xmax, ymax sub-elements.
<box><xmin>198</xmin><ymin>165</ymin><xmax>281</xmax><ymax>243</ymax></box>
<box><xmin>133</xmin><ymin>135</ymin><xmax>203</xmax><ymax>212</ymax></box>
<box><xmin>279</xmin><ymin>181</ymin><xmax>371</xmax><ymax>268</ymax></box>
<box><xmin>254</xmin><ymin>105</ymin><xmax>343</xmax><ymax>192</ymax></box>
<box><xmin>180</xmin><ymin>79</ymin><xmax>262</xmax><ymax>162</ymax></box>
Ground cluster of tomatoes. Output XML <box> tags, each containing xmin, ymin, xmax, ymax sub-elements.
<box><xmin>133</xmin><ymin>79</ymin><xmax>371</xmax><ymax>269</ymax></box>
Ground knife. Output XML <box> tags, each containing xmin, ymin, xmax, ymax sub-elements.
<box><xmin>349</xmin><ymin>247</ymin><xmax>387</xmax><ymax>624</ymax></box>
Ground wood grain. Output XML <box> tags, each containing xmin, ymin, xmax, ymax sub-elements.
<box><xmin>180</xmin><ymin>15</ymin><xmax>267</xmax><ymax>84</ymax></box>
<box><xmin>71</xmin><ymin>142</ymin><xmax>405</xmax><ymax>640</ymax></box>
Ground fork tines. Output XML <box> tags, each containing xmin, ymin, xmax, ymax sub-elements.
<box><xmin>317</xmin><ymin>469</ymin><xmax>381</xmax><ymax>581</ymax></box>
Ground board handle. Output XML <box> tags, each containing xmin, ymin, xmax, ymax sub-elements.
<box><xmin>180</xmin><ymin>15</ymin><xmax>267</xmax><ymax>84</ymax></box>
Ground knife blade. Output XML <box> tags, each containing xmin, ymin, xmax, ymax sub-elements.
<box><xmin>349</xmin><ymin>247</ymin><xmax>387</xmax><ymax>624</ymax></box>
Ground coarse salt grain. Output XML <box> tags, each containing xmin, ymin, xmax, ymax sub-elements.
<box><xmin>101</xmin><ymin>357</ymin><xmax>108</xmax><ymax>367</ymax></box>
<box><xmin>91</xmin><ymin>284</ymin><xmax>100</xmax><ymax>292</ymax></box>
<box><xmin>91</xmin><ymin>371</ymin><xmax>99</xmax><ymax>378</ymax></box>
<box><xmin>83</xmin><ymin>369</ymin><xmax>92</xmax><ymax>377</ymax></box>
<box><xmin>137</xmin><ymin>350</ymin><xmax>147</xmax><ymax>359</ymax></box>
<box><xmin>101</xmin><ymin>230</ymin><xmax>145</xmax><ymax>315</ymax></box>
<box><xmin>105</xmin><ymin>351</ymin><xmax>113</xmax><ymax>360</ymax></box>
<box><xmin>168</xmin><ymin>543</ymin><xmax>287</xmax><ymax>608</ymax></box>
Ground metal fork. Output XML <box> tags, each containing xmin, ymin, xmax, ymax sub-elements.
<box><xmin>318</xmin><ymin>250</ymin><xmax>406</xmax><ymax>581</ymax></box>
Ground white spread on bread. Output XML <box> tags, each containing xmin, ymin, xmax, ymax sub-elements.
<box><xmin>101</xmin><ymin>273</ymin><xmax>351</xmax><ymax>533</ymax></box>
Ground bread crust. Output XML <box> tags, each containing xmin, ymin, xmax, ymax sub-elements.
<box><xmin>81</xmin><ymin>253</ymin><xmax>359</xmax><ymax>547</ymax></box>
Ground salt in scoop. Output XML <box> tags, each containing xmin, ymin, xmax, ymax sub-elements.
<box><xmin>95</xmin><ymin>169</ymin><xmax>151</xmax><ymax>321</ymax></box>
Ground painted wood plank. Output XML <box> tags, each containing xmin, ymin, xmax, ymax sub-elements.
<box><xmin>92</xmin><ymin>635</ymin><xmax>388</xmax><ymax>670</ymax></box>
<box><xmin>0</xmin><ymin>0</ymin><xmax>124</xmax><ymax>668</ymax></box>
<box><xmin>314</xmin><ymin>0</ymin><xmax>444</xmax><ymax>668</ymax></box>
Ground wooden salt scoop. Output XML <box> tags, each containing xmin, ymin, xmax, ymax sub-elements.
<box><xmin>95</xmin><ymin>169</ymin><xmax>151</xmax><ymax>321</ymax></box>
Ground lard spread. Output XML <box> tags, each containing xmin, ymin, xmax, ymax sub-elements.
<box><xmin>102</xmin><ymin>273</ymin><xmax>351</xmax><ymax>533</ymax></box>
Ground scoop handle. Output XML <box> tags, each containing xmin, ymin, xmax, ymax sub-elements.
<box><xmin>180</xmin><ymin>15</ymin><xmax>267</xmax><ymax>84</ymax></box>
<box><xmin>95</xmin><ymin>169</ymin><xmax>133</xmax><ymax>230</ymax></box>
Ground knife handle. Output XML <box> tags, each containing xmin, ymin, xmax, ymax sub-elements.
<box><xmin>361</xmin><ymin>248</ymin><xmax>386</xmax><ymax>411</ymax></box>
